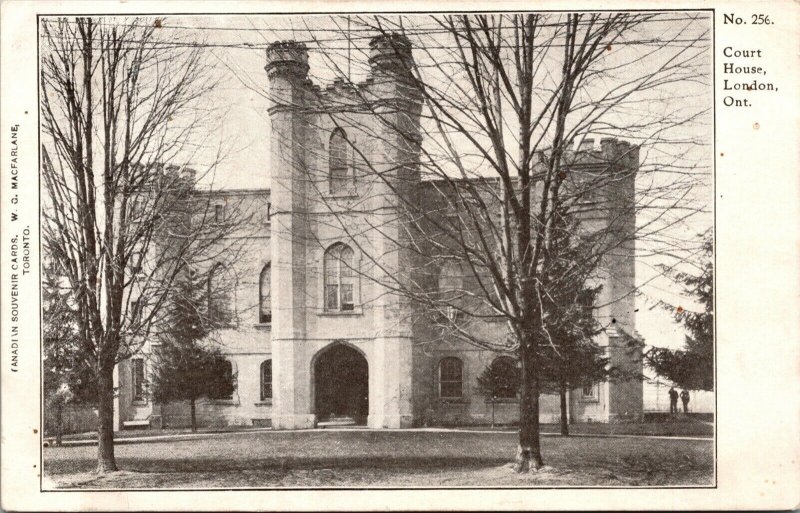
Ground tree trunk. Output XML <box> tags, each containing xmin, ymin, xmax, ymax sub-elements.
<box><xmin>96</xmin><ymin>366</ymin><xmax>117</xmax><ymax>473</ymax></box>
<box><xmin>514</xmin><ymin>345</ymin><xmax>544</xmax><ymax>472</ymax></box>
<box><xmin>559</xmin><ymin>380</ymin><xmax>569</xmax><ymax>436</ymax></box>
<box><xmin>190</xmin><ymin>398</ymin><xmax>197</xmax><ymax>433</ymax></box>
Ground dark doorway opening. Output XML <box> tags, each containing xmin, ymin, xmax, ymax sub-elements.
<box><xmin>314</xmin><ymin>344</ymin><xmax>368</xmax><ymax>425</ymax></box>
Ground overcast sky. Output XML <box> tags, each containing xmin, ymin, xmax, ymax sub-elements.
<box><xmin>52</xmin><ymin>14</ymin><xmax>713</xmax><ymax>358</ymax></box>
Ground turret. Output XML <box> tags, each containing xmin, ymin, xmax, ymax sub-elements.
<box><xmin>265</xmin><ymin>41</ymin><xmax>309</xmax><ymax>81</ymax></box>
<box><xmin>364</xmin><ymin>34</ymin><xmax>422</xmax><ymax>186</ymax></box>
<box><xmin>368</xmin><ymin>33</ymin><xmax>414</xmax><ymax>76</ymax></box>
<box><xmin>265</xmin><ymin>40</ymin><xmax>313</xmax><ymax>429</ymax></box>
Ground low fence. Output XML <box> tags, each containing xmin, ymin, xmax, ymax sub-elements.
<box><xmin>43</xmin><ymin>403</ymin><xmax>98</xmax><ymax>436</ymax></box>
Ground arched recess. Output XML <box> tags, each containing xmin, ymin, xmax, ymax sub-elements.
<box><xmin>259</xmin><ymin>263</ymin><xmax>271</xmax><ymax>324</ymax></box>
<box><xmin>311</xmin><ymin>342</ymin><xmax>369</xmax><ymax>425</ymax></box>
<box><xmin>260</xmin><ymin>359</ymin><xmax>272</xmax><ymax>401</ymax></box>
<box><xmin>323</xmin><ymin>243</ymin><xmax>357</xmax><ymax>311</ymax></box>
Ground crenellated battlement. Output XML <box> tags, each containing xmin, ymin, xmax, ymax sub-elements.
<box><xmin>265</xmin><ymin>40</ymin><xmax>309</xmax><ymax>79</ymax></box>
<box><xmin>561</xmin><ymin>136</ymin><xmax>639</xmax><ymax>174</ymax></box>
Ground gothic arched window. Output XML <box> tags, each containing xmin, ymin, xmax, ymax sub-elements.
<box><xmin>131</xmin><ymin>358</ymin><xmax>146</xmax><ymax>403</ymax></box>
<box><xmin>438</xmin><ymin>357</ymin><xmax>463</xmax><ymax>399</ymax></box>
<box><xmin>329</xmin><ymin>128</ymin><xmax>352</xmax><ymax>194</ymax></box>
<box><xmin>324</xmin><ymin>243</ymin><xmax>356</xmax><ymax>311</ymax></box>
<box><xmin>259</xmin><ymin>264</ymin><xmax>271</xmax><ymax>324</ymax></box>
<box><xmin>260</xmin><ymin>360</ymin><xmax>272</xmax><ymax>401</ymax></box>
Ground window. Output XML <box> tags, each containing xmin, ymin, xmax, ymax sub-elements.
<box><xmin>221</xmin><ymin>360</ymin><xmax>236</xmax><ymax>400</ymax></box>
<box><xmin>438</xmin><ymin>262</ymin><xmax>464</xmax><ymax>320</ymax></box>
<box><xmin>132</xmin><ymin>359</ymin><xmax>146</xmax><ymax>402</ymax></box>
<box><xmin>329</xmin><ymin>128</ymin><xmax>352</xmax><ymax>195</ymax></box>
<box><xmin>582</xmin><ymin>383</ymin><xmax>595</xmax><ymax>398</ymax></box>
<box><xmin>260</xmin><ymin>360</ymin><xmax>272</xmax><ymax>401</ymax></box>
<box><xmin>214</xmin><ymin>204</ymin><xmax>224</xmax><ymax>223</ymax></box>
<box><xmin>131</xmin><ymin>299</ymin><xmax>141</xmax><ymax>323</ymax></box>
<box><xmin>324</xmin><ymin>243</ymin><xmax>356</xmax><ymax>311</ymax></box>
<box><xmin>129</xmin><ymin>249</ymin><xmax>144</xmax><ymax>275</ymax></box>
<box><xmin>259</xmin><ymin>264</ymin><xmax>271</xmax><ymax>324</ymax></box>
<box><xmin>439</xmin><ymin>357</ymin><xmax>463</xmax><ymax>399</ymax></box>
<box><xmin>491</xmin><ymin>357</ymin><xmax>519</xmax><ymax>399</ymax></box>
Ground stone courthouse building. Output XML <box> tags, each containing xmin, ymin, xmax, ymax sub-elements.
<box><xmin>114</xmin><ymin>35</ymin><xmax>643</xmax><ymax>431</ymax></box>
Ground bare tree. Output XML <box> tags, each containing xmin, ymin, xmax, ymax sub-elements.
<box><xmin>40</xmin><ymin>17</ymin><xmax>252</xmax><ymax>472</ymax></box>
<box><xmin>254</xmin><ymin>12</ymin><xmax>711</xmax><ymax>471</ymax></box>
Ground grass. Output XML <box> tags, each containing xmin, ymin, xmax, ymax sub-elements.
<box><xmin>54</xmin><ymin>417</ymin><xmax>713</xmax><ymax>443</ymax></box>
<box><xmin>457</xmin><ymin>419</ymin><xmax>712</xmax><ymax>438</ymax></box>
<box><xmin>44</xmin><ymin>429</ymin><xmax>713</xmax><ymax>489</ymax></box>
<box><xmin>54</xmin><ymin>425</ymin><xmax>267</xmax><ymax>443</ymax></box>
<box><xmin>542</xmin><ymin>419</ymin><xmax>713</xmax><ymax>437</ymax></box>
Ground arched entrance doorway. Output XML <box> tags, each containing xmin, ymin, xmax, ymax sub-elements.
<box><xmin>313</xmin><ymin>344</ymin><xmax>368</xmax><ymax>425</ymax></box>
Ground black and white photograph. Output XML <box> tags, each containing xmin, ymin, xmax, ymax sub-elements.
<box><xmin>32</xmin><ymin>11</ymin><xmax>719</xmax><ymax>490</ymax></box>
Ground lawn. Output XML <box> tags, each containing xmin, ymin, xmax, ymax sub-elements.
<box><xmin>459</xmin><ymin>419</ymin><xmax>713</xmax><ymax>438</ymax></box>
<box><xmin>54</xmin><ymin>418</ymin><xmax>713</xmax><ymax>444</ymax></box>
<box><xmin>543</xmin><ymin>418</ymin><xmax>713</xmax><ymax>437</ymax></box>
<box><xmin>44</xmin><ymin>430</ymin><xmax>713</xmax><ymax>489</ymax></box>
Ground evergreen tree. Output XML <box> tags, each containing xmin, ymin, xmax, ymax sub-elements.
<box><xmin>537</xmin><ymin>211</ymin><xmax>608</xmax><ymax>436</ymax></box>
<box><xmin>150</xmin><ymin>271</ymin><xmax>236</xmax><ymax>432</ymax></box>
<box><xmin>476</xmin><ymin>212</ymin><xmax>611</xmax><ymax>435</ymax></box>
<box><xmin>477</xmin><ymin>357</ymin><xmax>520</xmax><ymax>428</ymax></box>
<box><xmin>477</xmin><ymin>357</ymin><xmax>520</xmax><ymax>401</ymax></box>
<box><xmin>646</xmin><ymin>232</ymin><xmax>714</xmax><ymax>391</ymax></box>
<box><xmin>42</xmin><ymin>261</ymin><xmax>96</xmax><ymax>444</ymax></box>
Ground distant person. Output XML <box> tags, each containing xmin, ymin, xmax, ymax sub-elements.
<box><xmin>680</xmin><ymin>389</ymin><xmax>691</xmax><ymax>413</ymax></box>
<box><xmin>668</xmin><ymin>387</ymin><xmax>679</xmax><ymax>414</ymax></box>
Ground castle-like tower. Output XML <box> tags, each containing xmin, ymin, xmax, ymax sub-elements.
<box><xmin>266</xmin><ymin>35</ymin><xmax>424</xmax><ymax>429</ymax></box>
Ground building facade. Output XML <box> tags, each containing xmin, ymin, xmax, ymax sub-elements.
<box><xmin>114</xmin><ymin>35</ymin><xmax>644</xmax><ymax>431</ymax></box>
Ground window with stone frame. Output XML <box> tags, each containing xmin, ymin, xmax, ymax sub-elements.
<box><xmin>132</xmin><ymin>358</ymin><xmax>146</xmax><ymax>402</ymax></box>
<box><xmin>439</xmin><ymin>357</ymin><xmax>463</xmax><ymax>399</ymax></box>
<box><xmin>329</xmin><ymin>128</ymin><xmax>353</xmax><ymax>195</ymax></box>
<box><xmin>259</xmin><ymin>263</ymin><xmax>271</xmax><ymax>324</ymax></box>
<box><xmin>438</xmin><ymin>262</ymin><xmax>464</xmax><ymax>321</ymax></box>
<box><xmin>324</xmin><ymin>243</ymin><xmax>356</xmax><ymax>311</ymax></box>
<box><xmin>582</xmin><ymin>383</ymin><xmax>596</xmax><ymax>398</ymax></box>
<box><xmin>260</xmin><ymin>359</ymin><xmax>272</xmax><ymax>401</ymax></box>
<box><xmin>222</xmin><ymin>360</ymin><xmax>236</xmax><ymax>400</ymax></box>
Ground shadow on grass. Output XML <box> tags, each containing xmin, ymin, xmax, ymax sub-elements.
<box><xmin>46</xmin><ymin>455</ymin><xmax>512</xmax><ymax>476</ymax></box>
